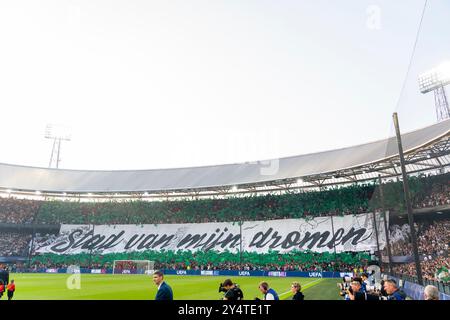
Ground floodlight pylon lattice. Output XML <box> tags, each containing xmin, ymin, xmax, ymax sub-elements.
<box><xmin>45</xmin><ymin>124</ymin><xmax>72</xmax><ymax>169</ymax></box>
<box><xmin>418</xmin><ymin>61</ymin><xmax>450</xmax><ymax>122</ymax></box>
<box><xmin>434</xmin><ymin>85</ymin><xmax>450</xmax><ymax>122</ymax></box>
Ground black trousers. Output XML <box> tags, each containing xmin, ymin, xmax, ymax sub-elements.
<box><xmin>7</xmin><ymin>291</ymin><xmax>14</xmax><ymax>300</ymax></box>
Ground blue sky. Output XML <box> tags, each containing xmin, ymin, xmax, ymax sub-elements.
<box><xmin>0</xmin><ymin>0</ymin><xmax>448</xmax><ymax>170</ymax></box>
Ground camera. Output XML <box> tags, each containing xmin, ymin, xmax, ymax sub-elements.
<box><xmin>337</xmin><ymin>276</ymin><xmax>351</xmax><ymax>297</ymax></box>
<box><xmin>365</xmin><ymin>283</ymin><xmax>380</xmax><ymax>293</ymax></box>
<box><xmin>219</xmin><ymin>281</ymin><xmax>244</xmax><ymax>300</ymax></box>
<box><xmin>218</xmin><ymin>283</ymin><xmax>227</xmax><ymax>293</ymax></box>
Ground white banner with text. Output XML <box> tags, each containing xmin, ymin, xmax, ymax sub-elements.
<box><xmin>35</xmin><ymin>212</ymin><xmax>388</xmax><ymax>254</ymax></box>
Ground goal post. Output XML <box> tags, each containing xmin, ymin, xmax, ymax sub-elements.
<box><xmin>112</xmin><ymin>260</ymin><xmax>154</xmax><ymax>275</ymax></box>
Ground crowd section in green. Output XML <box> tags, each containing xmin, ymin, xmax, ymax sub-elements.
<box><xmin>29</xmin><ymin>172</ymin><xmax>450</xmax><ymax>225</ymax></box>
<box><xmin>30</xmin><ymin>250</ymin><xmax>370</xmax><ymax>272</ymax></box>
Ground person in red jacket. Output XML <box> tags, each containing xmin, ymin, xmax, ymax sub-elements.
<box><xmin>7</xmin><ymin>280</ymin><xmax>15</xmax><ymax>300</ymax></box>
<box><xmin>0</xmin><ymin>280</ymin><xmax>5</xmax><ymax>299</ymax></box>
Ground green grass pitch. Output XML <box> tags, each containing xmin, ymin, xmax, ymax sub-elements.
<box><xmin>4</xmin><ymin>274</ymin><xmax>341</xmax><ymax>300</ymax></box>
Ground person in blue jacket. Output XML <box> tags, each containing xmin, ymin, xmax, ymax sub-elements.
<box><xmin>384</xmin><ymin>279</ymin><xmax>406</xmax><ymax>300</ymax></box>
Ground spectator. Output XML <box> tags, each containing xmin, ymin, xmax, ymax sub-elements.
<box><xmin>423</xmin><ymin>285</ymin><xmax>439</xmax><ymax>300</ymax></box>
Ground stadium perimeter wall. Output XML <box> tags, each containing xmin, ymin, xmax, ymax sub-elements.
<box><xmin>390</xmin><ymin>276</ymin><xmax>450</xmax><ymax>300</ymax></box>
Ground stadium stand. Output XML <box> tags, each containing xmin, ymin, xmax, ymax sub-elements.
<box><xmin>0</xmin><ymin>172</ymin><xmax>448</xmax><ymax>288</ymax></box>
<box><xmin>387</xmin><ymin>220</ymin><xmax>450</xmax><ymax>256</ymax></box>
<box><xmin>387</xmin><ymin>220</ymin><xmax>450</xmax><ymax>284</ymax></box>
<box><xmin>28</xmin><ymin>250</ymin><xmax>370</xmax><ymax>273</ymax></box>
<box><xmin>0</xmin><ymin>171</ymin><xmax>438</xmax><ymax>225</ymax></box>
<box><xmin>0</xmin><ymin>232</ymin><xmax>31</xmax><ymax>257</ymax></box>
<box><xmin>393</xmin><ymin>257</ymin><xmax>449</xmax><ymax>283</ymax></box>
<box><xmin>0</xmin><ymin>198</ymin><xmax>40</xmax><ymax>224</ymax></box>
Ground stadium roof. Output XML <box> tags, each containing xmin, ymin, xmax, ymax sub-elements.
<box><xmin>0</xmin><ymin>119</ymin><xmax>449</xmax><ymax>198</ymax></box>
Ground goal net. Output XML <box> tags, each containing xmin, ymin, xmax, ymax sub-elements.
<box><xmin>112</xmin><ymin>260</ymin><xmax>154</xmax><ymax>275</ymax></box>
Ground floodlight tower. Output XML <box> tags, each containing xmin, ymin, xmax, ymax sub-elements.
<box><xmin>418</xmin><ymin>61</ymin><xmax>450</xmax><ymax>122</ymax></box>
<box><xmin>45</xmin><ymin>124</ymin><xmax>72</xmax><ymax>168</ymax></box>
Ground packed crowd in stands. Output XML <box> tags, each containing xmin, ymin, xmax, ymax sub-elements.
<box><xmin>25</xmin><ymin>260</ymin><xmax>369</xmax><ymax>274</ymax></box>
<box><xmin>32</xmin><ymin>184</ymin><xmax>374</xmax><ymax>225</ymax></box>
<box><xmin>0</xmin><ymin>198</ymin><xmax>40</xmax><ymax>224</ymax></box>
<box><xmin>417</xmin><ymin>221</ymin><xmax>450</xmax><ymax>256</ymax></box>
<box><xmin>393</xmin><ymin>256</ymin><xmax>450</xmax><ymax>283</ymax></box>
<box><xmin>27</xmin><ymin>250</ymin><xmax>370</xmax><ymax>273</ymax></box>
<box><xmin>385</xmin><ymin>219</ymin><xmax>450</xmax><ymax>283</ymax></box>
<box><xmin>386</xmin><ymin>220</ymin><xmax>450</xmax><ymax>256</ymax></box>
<box><xmin>0</xmin><ymin>232</ymin><xmax>31</xmax><ymax>256</ymax></box>
<box><xmin>22</xmin><ymin>218</ymin><xmax>449</xmax><ymax>282</ymax></box>
<box><xmin>0</xmin><ymin>172</ymin><xmax>448</xmax><ymax>284</ymax></box>
<box><xmin>0</xmin><ymin>172</ymin><xmax>447</xmax><ymax>225</ymax></box>
<box><xmin>413</xmin><ymin>184</ymin><xmax>450</xmax><ymax>209</ymax></box>
<box><xmin>154</xmin><ymin>261</ymin><xmax>368</xmax><ymax>273</ymax></box>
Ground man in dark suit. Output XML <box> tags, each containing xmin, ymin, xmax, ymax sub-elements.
<box><xmin>153</xmin><ymin>270</ymin><xmax>173</xmax><ymax>300</ymax></box>
<box><xmin>0</xmin><ymin>268</ymin><xmax>9</xmax><ymax>286</ymax></box>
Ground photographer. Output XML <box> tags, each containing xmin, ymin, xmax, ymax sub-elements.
<box><xmin>346</xmin><ymin>279</ymin><xmax>364</xmax><ymax>301</ymax></box>
<box><xmin>383</xmin><ymin>279</ymin><xmax>406</xmax><ymax>300</ymax></box>
<box><xmin>368</xmin><ymin>270</ymin><xmax>377</xmax><ymax>286</ymax></box>
<box><xmin>361</xmin><ymin>273</ymin><xmax>370</xmax><ymax>292</ymax></box>
<box><xmin>379</xmin><ymin>279</ymin><xmax>388</xmax><ymax>297</ymax></box>
<box><xmin>338</xmin><ymin>276</ymin><xmax>352</xmax><ymax>299</ymax></box>
<box><xmin>348</xmin><ymin>279</ymin><xmax>407</xmax><ymax>301</ymax></box>
<box><xmin>220</xmin><ymin>279</ymin><xmax>244</xmax><ymax>301</ymax></box>
<box><xmin>346</xmin><ymin>277</ymin><xmax>385</xmax><ymax>301</ymax></box>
